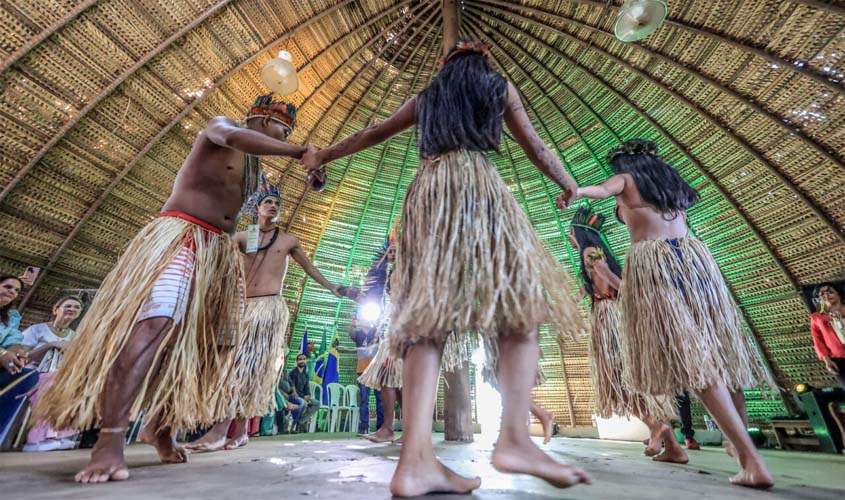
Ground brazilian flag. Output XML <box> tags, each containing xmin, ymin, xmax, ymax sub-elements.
<box><xmin>313</xmin><ymin>330</ymin><xmax>339</xmax><ymax>404</ymax></box>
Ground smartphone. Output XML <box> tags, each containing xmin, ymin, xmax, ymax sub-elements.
<box><xmin>21</xmin><ymin>266</ymin><xmax>40</xmax><ymax>285</ymax></box>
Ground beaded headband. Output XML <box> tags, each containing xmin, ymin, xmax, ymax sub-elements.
<box><xmin>439</xmin><ymin>40</ymin><xmax>491</xmax><ymax>69</ymax></box>
<box><xmin>245</xmin><ymin>94</ymin><xmax>297</xmax><ymax>134</ymax></box>
<box><xmin>246</xmin><ymin>174</ymin><xmax>282</xmax><ymax>220</ymax></box>
<box><xmin>606</xmin><ymin>140</ymin><xmax>658</xmax><ymax>164</ymax></box>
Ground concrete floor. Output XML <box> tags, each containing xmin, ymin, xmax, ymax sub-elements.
<box><xmin>1</xmin><ymin>433</ymin><xmax>843</xmax><ymax>499</ymax></box>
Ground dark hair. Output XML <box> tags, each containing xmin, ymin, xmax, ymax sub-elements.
<box><xmin>0</xmin><ymin>275</ymin><xmax>23</xmax><ymax>326</ymax></box>
<box><xmin>296</xmin><ymin>353</ymin><xmax>306</xmax><ymax>360</ymax></box>
<box><xmin>570</xmin><ymin>209</ymin><xmax>622</xmax><ymax>301</ymax></box>
<box><xmin>814</xmin><ymin>282</ymin><xmax>844</xmax><ymax>301</ymax></box>
<box><xmin>415</xmin><ymin>39</ymin><xmax>507</xmax><ymax>158</ymax></box>
<box><xmin>607</xmin><ymin>139</ymin><xmax>698</xmax><ymax>218</ymax></box>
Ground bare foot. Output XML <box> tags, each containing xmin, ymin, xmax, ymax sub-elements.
<box><xmin>224</xmin><ymin>433</ymin><xmax>249</xmax><ymax>450</ymax></box>
<box><xmin>535</xmin><ymin>408</ymin><xmax>555</xmax><ymax>445</ymax></box>
<box><xmin>492</xmin><ymin>437</ymin><xmax>591</xmax><ymax>488</ymax></box>
<box><xmin>652</xmin><ymin>445</ymin><xmax>689</xmax><ymax>464</ymax></box>
<box><xmin>644</xmin><ymin>437</ymin><xmax>662</xmax><ymax>457</ymax></box>
<box><xmin>139</xmin><ymin>426</ymin><xmax>188</xmax><ymax>464</ymax></box>
<box><xmin>365</xmin><ymin>427</ymin><xmax>395</xmax><ymax>443</ymax></box>
<box><xmin>652</xmin><ymin>424</ymin><xmax>688</xmax><ymax>464</ymax></box>
<box><xmin>75</xmin><ymin>432</ymin><xmax>129</xmax><ymax>484</ymax></box>
<box><xmin>183</xmin><ymin>422</ymin><xmax>229</xmax><ymax>453</ymax></box>
<box><xmin>730</xmin><ymin>465</ymin><xmax>774</xmax><ymax>489</ymax></box>
<box><xmin>390</xmin><ymin>457</ymin><xmax>481</xmax><ymax>497</ymax></box>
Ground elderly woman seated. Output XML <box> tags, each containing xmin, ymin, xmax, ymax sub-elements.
<box><xmin>20</xmin><ymin>295</ymin><xmax>83</xmax><ymax>452</ymax></box>
<box><xmin>0</xmin><ymin>275</ymin><xmax>39</xmax><ymax>445</ymax></box>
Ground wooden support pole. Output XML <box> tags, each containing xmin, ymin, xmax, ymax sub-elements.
<box><xmin>439</xmin><ymin>0</ymin><xmax>474</xmax><ymax>443</ymax></box>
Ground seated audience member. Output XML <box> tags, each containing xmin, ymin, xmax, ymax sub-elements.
<box><xmin>21</xmin><ymin>295</ymin><xmax>83</xmax><ymax>451</ymax></box>
<box><xmin>286</xmin><ymin>354</ymin><xmax>321</xmax><ymax>432</ymax></box>
<box><xmin>0</xmin><ymin>276</ymin><xmax>39</xmax><ymax>444</ymax></box>
<box><xmin>273</xmin><ymin>384</ymin><xmax>300</xmax><ymax>434</ymax></box>
<box><xmin>810</xmin><ymin>282</ymin><xmax>845</xmax><ymax>388</ymax></box>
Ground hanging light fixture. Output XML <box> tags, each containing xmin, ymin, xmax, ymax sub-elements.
<box><xmin>614</xmin><ymin>0</ymin><xmax>668</xmax><ymax>43</ymax></box>
<box><xmin>260</xmin><ymin>50</ymin><xmax>299</xmax><ymax>96</ymax></box>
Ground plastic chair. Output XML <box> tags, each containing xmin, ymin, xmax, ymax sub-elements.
<box><xmin>326</xmin><ymin>383</ymin><xmax>349</xmax><ymax>433</ymax></box>
<box><xmin>344</xmin><ymin>385</ymin><xmax>360</xmax><ymax>433</ymax></box>
<box><xmin>308</xmin><ymin>381</ymin><xmax>323</xmax><ymax>433</ymax></box>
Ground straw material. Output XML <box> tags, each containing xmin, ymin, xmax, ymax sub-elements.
<box><xmin>389</xmin><ymin>150</ymin><xmax>583</xmax><ymax>366</ymax></box>
<box><xmin>358</xmin><ymin>334</ymin><xmax>403</xmax><ymax>390</ymax></box>
<box><xmin>229</xmin><ymin>295</ymin><xmax>290</xmax><ymax>419</ymax></box>
<box><xmin>589</xmin><ymin>298</ymin><xmax>674</xmax><ymax>419</ymax></box>
<box><xmin>35</xmin><ymin>216</ymin><xmax>244</xmax><ymax>432</ymax></box>
<box><xmin>620</xmin><ymin>237</ymin><xmax>777</xmax><ymax>397</ymax></box>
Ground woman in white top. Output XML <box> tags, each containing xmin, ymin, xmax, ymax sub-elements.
<box><xmin>22</xmin><ymin>295</ymin><xmax>83</xmax><ymax>451</ymax></box>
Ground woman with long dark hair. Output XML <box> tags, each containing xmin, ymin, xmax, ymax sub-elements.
<box><xmin>569</xmin><ymin>206</ymin><xmax>680</xmax><ymax>462</ymax></box>
<box><xmin>559</xmin><ymin>139</ymin><xmax>775</xmax><ymax>489</ymax></box>
<box><xmin>303</xmin><ymin>39</ymin><xmax>588</xmax><ymax>496</ymax></box>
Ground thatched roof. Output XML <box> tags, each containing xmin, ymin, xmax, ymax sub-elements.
<box><xmin>2</xmin><ymin>0</ymin><xmax>843</xmax><ymax>425</ymax></box>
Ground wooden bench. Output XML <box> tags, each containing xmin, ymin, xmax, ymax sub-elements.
<box><xmin>769</xmin><ymin>419</ymin><xmax>821</xmax><ymax>451</ymax></box>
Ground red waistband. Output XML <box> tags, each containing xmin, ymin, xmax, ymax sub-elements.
<box><xmin>159</xmin><ymin>211</ymin><xmax>222</xmax><ymax>235</ymax></box>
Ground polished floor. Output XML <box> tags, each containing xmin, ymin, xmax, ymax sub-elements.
<box><xmin>1</xmin><ymin>433</ymin><xmax>843</xmax><ymax>499</ymax></box>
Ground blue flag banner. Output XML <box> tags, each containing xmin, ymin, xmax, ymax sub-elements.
<box><xmin>313</xmin><ymin>332</ymin><xmax>339</xmax><ymax>404</ymax></box>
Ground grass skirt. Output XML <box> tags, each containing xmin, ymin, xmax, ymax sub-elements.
<box><xmin>620</xmin><ymin>237</ymin><xmax>774</xmax><ymax>397</ymax></box>
<box><xmin>590</xmin><ymin>299</ymin><xmax>674</xmax><ymax>419</ymax></box>
<box><xmin>388</xmin><ymin>150</ymin><xmax>582</xmax><ymax>366</ymax></box>
<box><xmin>229</xmin><ymin>295</ymin><xmax>290</xmax><ymax>418</ymax></box>
<box><xmin>35</xmin><ymin>216</ymin><xmax>244</xmax><ymax>432</ymax></box>
<box><xmin>358</xmin><ymin>334</ymin><xmax>403</xmax><ymax>390</ymax></box>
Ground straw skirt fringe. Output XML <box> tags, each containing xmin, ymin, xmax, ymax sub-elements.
<box><xmin>389</xmin><ymin>150</ymin><xmax>582</xmax><ymax>365</ymax></box>
<box><xmin>35</xmin><ymin>217</ymin><xmax>244</xmax><ymax>432</ymax></box>
<box><xmin>358</xmin><ymin>335</ymin><xmax>403</xmax><ymax>390</ymax></box>
<box><xmin>589</xmin><ymin>299</ymin><xmax>674</xmax><ymax>419</ymax></box>
<box><xmin>620</xmin><ymin>237</ymin><xmax>775</xmax><ymax>397</ymax></box>
<box><xmin>230</xmin><ymin>295</ymin><xmax>290</xmax><ymax>418</ymax></box>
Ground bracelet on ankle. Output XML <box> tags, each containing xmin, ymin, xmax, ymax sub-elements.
<box><xmin>100</xmin><ymin>426</ymin><xmax>128</xmax><ymax>434</ymax></box>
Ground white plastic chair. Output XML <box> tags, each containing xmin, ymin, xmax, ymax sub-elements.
<box><xmin>344</xmin><ymin>385</ymin><xmax>360</xmax><ymax>433</ymax></box>
<box><xmin>326</xmin><ymin>383</ymin><xmax>349</xmax><ymax>433</ymax></box>
<box><xmin>308</xmin><ymin>381</ymin><xmax>323</xmax><ymax>433</ymax></box>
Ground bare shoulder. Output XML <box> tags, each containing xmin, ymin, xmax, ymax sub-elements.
<box><xmin>277</xmin><ymin>232</ymin><xmax>301</xmax><ymax>253</ymax></box>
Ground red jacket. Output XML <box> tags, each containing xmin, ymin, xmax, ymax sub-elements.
<box><xmin>810</xmin><ymin>312</ymin><xmax>845</xmax><ymax>360</ymax></box>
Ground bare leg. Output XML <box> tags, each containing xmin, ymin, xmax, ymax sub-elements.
<box><xmin>183</xmin><ymin>420</ymin><xmax>231</xmax><ymax>452</ymax></box>
<box><xmin>529</xmin><ymin>400</ymin><xmax>555</xmax><ymax>445</ymax></box>
<box><xmin>367</xmin><ymin>387</ymin><xmax>396</xmax><ymax>443</ymax></box>
<box><xmin>722</xmin><ymin>389</ymin><xmax>748</xmax><ymax>459</ymax></box>
<box><xmin>695</xmin><ymin>384</ymin><xmax>773</xmax><ymax>489</ymax></box>
<box><xmin>389</xmin><ymin>341</ymin><xmax>481</xmax><ymax>497</ymax></box>
<box><xmin>76</xmin><ymin>317</ymin><xmax>185</xmax><ymax>484</ymax></box>
<box><xmin>491</xmin><ymin>331</ymin><xmax>591</xmax><ymax>488</ymax></box>
<box><xmin>224</xmin><ymin>418</ymin><xmax>249</xmax><ymax>450</ymax></box>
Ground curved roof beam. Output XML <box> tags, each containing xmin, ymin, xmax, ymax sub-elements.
<box><xmin>16</xmin><ymin>0</ymin><xmax>402</xmax><ymax>309</ymax></box>
<box><xmin>0</xmin><ymin>0</ymin><xmax>348</xmax><ymax>206</ymax></box>
<box><xmin>551</xmin><ymin>0</ymin><xmax>845</xmax><ymax>94</ymax></box>
<box><xmin>287</xmin><ymin>29</ymin><xmax>441</xmax><ymax>332</ymax></box>
<box><xmin>465</xmin><ymin>7</ymin><xmax>802</xmax><ymax>292</ymax></box>
<box><xmin>468</xmin><ymin>1</ymin><xmax>845</xmax><ymax>244</ymax></box>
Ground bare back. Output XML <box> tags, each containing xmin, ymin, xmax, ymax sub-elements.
<box><xmin>234</xmin><ymin>230</ymin><xmax>298</xmax><ymax>297</ymax></box>
<box><xmin>616</xmin><ymin>173</ymin><xmax>689</xmax><ymax>243</ymax></box>
<box><xmin>162</xmin><ymin>119</ymin><xmax>247</xmax><ymax>233</ymax></box>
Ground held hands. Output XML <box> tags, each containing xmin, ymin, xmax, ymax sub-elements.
<box><xmin>555</xmin><ymin>185</ymin><xmax>579</xmax><ymax>210</ymax></box>
<box><xmin>301</xmin><ymin>145</ymin><xmax>323</xmax><ymax>173</ymax></box>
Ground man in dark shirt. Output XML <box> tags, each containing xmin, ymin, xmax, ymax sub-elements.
<box><xmin>286</xmin><ymin>353</ymin><xmax>321</xmax><ymax>433</ymax></box>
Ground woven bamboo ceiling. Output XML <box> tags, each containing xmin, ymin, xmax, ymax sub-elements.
<box><xmin>2</xmin><ymin>0</ymin><xmax>844</xmax><ymax>421</ymax></box>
